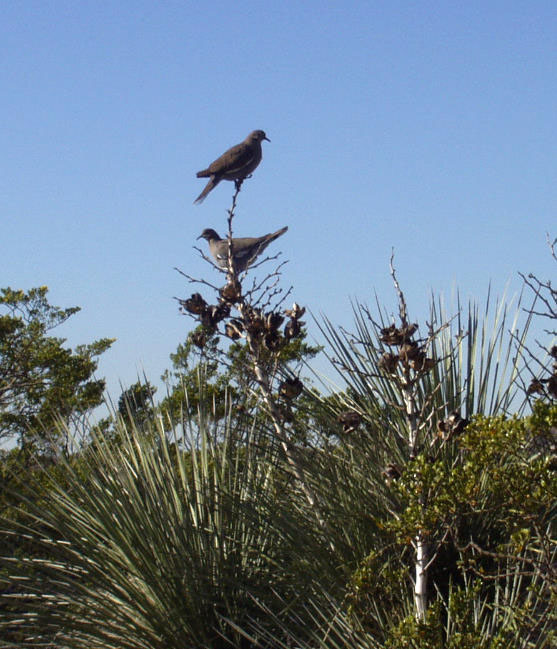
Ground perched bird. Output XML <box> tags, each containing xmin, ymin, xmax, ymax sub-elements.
<box><xmin>197</xmin><ymin>226</ymin><xmax>288</xmax><ymax>272</ymax></box>
<box><xmin>194</xmin><ymin>130</ymin><xmax>270</xmax><ymax>203</ymax></box>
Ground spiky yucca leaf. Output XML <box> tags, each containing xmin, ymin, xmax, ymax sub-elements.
<box><xmin>0</xmin><ymin>393</ymin><xmax>312</xmax><ymax>649</ymax></box>
<box><xmin>318</xmin><ymin>289</ymin><xmax>530</xmax><ymax>427</ymax></box>
<box><xmin>224</xmin><ymin>590</ymin><xmax>387</xmax><ymax>649</ymax></box>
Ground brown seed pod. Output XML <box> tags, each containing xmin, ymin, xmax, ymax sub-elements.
<box><xmin>225</xmin><ymin>319</ymin><xmax>244</xmax><ymax>340</ymax></box>
<box><xmin>279</xmin><ymin>377</ymin><xmax>304</xmax><ymax>400</ymax></box>
<box><xmin>285</xmin><ymin>302</ymin><xmax>306</xmax><ymax>320</ymax></box>
<box><xmin>190</xmin><ymin>329</ymin><xmax>207</xmax><ymax>349</ymax></box>
<box><xmin>410</xmin><ymin>356</ymin><xmax>436</xmax><ymax>373</ymax></box>
<box><xmin>266</xmin><ymin>312</ymin><xmax>284</xmax><ymax>333</ymax></box>
<box><xmin>337</xmin><ymin>410</ymin><xmax>362</xmax><ymax>433</ymax></box>
<box><xmin>264</xmin><ymin>331</ymin><xmax>282</xmax><ymax>351</ymax></box>
<box><xmin>547</xmin><ymin>375</ymin><xmax>557</xmax><ymax>398</ymax></box>
<box><xmin>284</xmin><ymin>318</ymin><xmax>303</xmax><ymax>340</ymax></box>
<box><xmin>246</xmin><ymin>318</ymin><xmax>265</xmax><ymax>337</ymax></box>
<box><xmin>382</xmin><ymin>463</ymin><xmax>402</xmax><ymax>486</ymax></box>
<box><xmin>437</xmin><ymin>419</ymin><xmax>447</xmax><ymax>437</ymax></box>
<box><xmin>182</xmin><ymin>293</ymin><xmax>208</xmax><ymax>316</ymax></box>
<box><xmin>200</xmin><ymin>304</ymin><xmax>228</xmax><ymax>329</ymax></box>
<box><xmin>213</xmin><ymin>303</ymin><xmax>230</xmax><ymax>322</ymax></box>
<box><xmin>378</xmin><ymin>352</ymin><xmax>399</xmax><ymax>374</ymax></box>
<box><xmin>527</xmin><ymin>379</ymin><xmax>545</xmax><ymax>395</ymax></box>
<box><xmin>399</xmin><ymin>342</ymin><xmax>422</xmax><ymax>363</ymax></box>
<box><xmin>380</xmin><ymin>323</ymin><xmax>419</xmax><ymax>346</ymax></box>
<box><xmin>219</xmin><ymin>279</ymin><xmax>242</xmax><ymax>304</ymax></box>
<box><xmin>438</xmin><ymin>411</ymin><xmax>469</xmax><ymax>440</ymax></box>
<box><xmin>400</xmin><ymin>323</ymin><xmax>419</xmax><ymax>340</ymax></box>
<box><xmin>379</xmin><ymin>324</ymin><xmax>403</xmax><ymax>346</ymax></box>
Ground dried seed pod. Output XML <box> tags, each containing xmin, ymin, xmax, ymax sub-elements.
<box><xmin>200</xmin><ymin>311</ymin><xmax>215</xmax><ymax>328</ymax></box>
<box><xmin>527</xmin><ymin>379</ymin><xmax>545</xmax><ymax>395</ymax></box>
<box><xmin>399</xmin><ymin>342</ymin><xmax>422</xmax><ymax>363</ymax></box>
<box><xmin>452</xmin><ymin>416</ymin><xmax>469</xmax><ymax>435</ymax></box>
<box><xmin>190</xmin><ymin>329</ymin><xmax>207</xmax><ymax>349</ymax></box>
<box><xmin>400</xmin><ymin>323</ymin><xmax>419</xmax><ymax>340</ymax></box>
<box><xmin>380</xmin><ymin>322</ymin><xmax>419</xmax><ymax>346</ymax></box>
<box><xmin>212</xmin><ymin>303</ymin><xmax>230</xmax><ymax>323</ymax></box>
<box><xmin>337</xmin><ymin>410</ymin><xmax>362</xmax><ymax>434</ymax></box>
<box><xmin>200</xmin><ymin>304</ymin><xmax>228</xmax><ymax>329</ymax></box>
<box><xmin>547</xmin><ymin>375</ymin><xmax>557</xmax><ymax>398</ymax></box>
<box><xmin>410</xmin><ymin>356</ymin><xmax>436</xmax><ymax>373</ymax></box>
<box><xmin>379</xmin><ymin>324</ymin><xmax>403</xmax><ymax>346</ymax></box>
<box><xmin>378</xmin><ymin>352</ymin><xmax>399</xmax><ymax>374</ymax></box>
<box><xmin>285</xmin><ymin>303</ymin><xmax>306</xmax><ymax>320</ymax></box>
<box><xmin>219</xmin><ymin>279</ymin><xmax>242</xmax><ymax>304</ymax></box>
<box><xmin>246</xmin><ymin>315</ymin><xmax>265</xmax><ymax>337</ymax></box>
<box><xmin>266</xmin><ymin>312</ymin><xmax>284</xmax><ymax>332</ymax></box>
<box><xmin>437</xmin><ymin>419</ymin><xmax>447</xmax><ymax>438</ymax></box>
<box><xmin>279</xmin><ymin>377</ymin><xmax>304</xmax><ymax>400</ymax></box>
<box><xmin>264</xmin><ymin>331</ymin><xmax>282</xmax><ymax>351</ymax></box>
<box><xmin>382</xmin><ymin>463</ymin><xmax>402</xmax><ymax>486</ymax></box>
<box><xmin>182</xmin><ymin>293</ymin><xmax>208</xmax><ymax>316</ymax></box>
<box><xmin>284</xmin><ymin>318</ymin><xmax>303</xmax><ymax>340</ymax></box>
<box><xmin>549</xmin><ymin>346</ymin><xmax>557</xmax><ymax>359</ymax></box>
<box><xmin>225</xmin><ymin>319</ymin><xmax>244</xmax><ymax>340</ymax></box>
<box><xmin>438</xmin><ymin>411</ymin><xmax>469</xmax><ymax>440</ymax></box>
<box><xmin>447</xmin><ymin>411</ymin><xmax>468</xmax><ymax>434</ymax></box>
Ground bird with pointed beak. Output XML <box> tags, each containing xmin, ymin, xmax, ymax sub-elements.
<box><xmin>194</xmin><ymin>130</ymin><xmax>270</xmax><ymax>203</ymax></box>
<box><xmin>197</xmin><ymin>226</ymin><xmax>288</xmax><ymax>272</ymax></box>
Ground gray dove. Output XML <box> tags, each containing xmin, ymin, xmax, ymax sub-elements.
<box><xmin>194</xmin><ymin>130</ymin><xmax>270</xmax><ymax>204</ymax></box>
<box><xmin>197</xmin><ymin>226</ymin><xmax>288</xmax><ymax>272</ymax></box>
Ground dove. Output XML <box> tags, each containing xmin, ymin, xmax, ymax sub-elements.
<box><xmin>197</xmin><ymin>226</ymin><xmax>287</xmax><ymax>272</ymax></box>
<box><xmin>194</xmin><ymin>130</ymin><xmax>270</xmax><ymax>203</ymax></box>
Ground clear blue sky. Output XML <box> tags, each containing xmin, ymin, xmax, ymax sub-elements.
<box><xmin>2</xmin><ymin>1</ymin><xmax>556</xmax><ymax>400</ymax></box>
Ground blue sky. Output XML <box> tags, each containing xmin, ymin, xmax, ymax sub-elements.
<box><xmin>2</xmin><ymin>1</ymin><xmax>556</xmax><ymax>400</ymax></box>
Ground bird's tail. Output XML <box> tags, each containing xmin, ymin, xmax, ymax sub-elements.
<box><xmin>254</xmin><ymin>226</ymin><xmax>288</xmax><ymax>257</ymax></box>
<box><xmin>194</xmin><ymin>177</ymin><xmax>219</xmax><ymax>204</ymax></box>
<box><xmin>269</xmin><ymin>226</ymin><xmax>288</xmax><ymax>241</ymax></box>
<box><xmin>196</xmin><ymin>168</ymin><xmax>211</xmax><ymax>178</ymax></box>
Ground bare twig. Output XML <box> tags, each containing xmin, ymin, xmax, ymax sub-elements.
<box><xmin>173</xmin><ymin>268</ymin><xmax>221</xmax><ymax>291</ymax></box>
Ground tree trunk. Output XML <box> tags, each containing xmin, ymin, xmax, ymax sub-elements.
<box><xmin>414</xmin><ymin>532</ymin><xmax>428</xmax><ymax>619</ymax></box>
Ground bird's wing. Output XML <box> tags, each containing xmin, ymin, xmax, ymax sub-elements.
<box><xmin>207</xmin><ymin>143</ymin><xmax>257</xmax><ymax>176</ymax></box>
<box><xmin>230</xmin><ymin>237</ymin><xmax>265</xmax><ymax>260</ymax></box>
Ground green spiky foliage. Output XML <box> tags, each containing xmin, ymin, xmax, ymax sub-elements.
<box><xmin>224</xmin><ymin>284</ymin><xmax>555</xmax><ymax>648</ymax></box>
<box><xmin>0</xmin><ymin>383</ymin><xmax>336</xmax><ymax>649</ymax></box>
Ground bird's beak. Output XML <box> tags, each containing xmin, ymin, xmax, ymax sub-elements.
<box><xmin>264</xmin><ymin>135</ymin><xmax>271</xmax><ymax>142</ymax></box>
<box><xmin>196</xmin><ymin>234</ymin><xmax>203</xmax><ymax>240</ymax></box>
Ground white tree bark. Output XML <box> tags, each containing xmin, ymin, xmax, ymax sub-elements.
<box><xmin>414</xmin><ymin>533</ymin><xmax>428</xmax><ymax>619</ymax></box>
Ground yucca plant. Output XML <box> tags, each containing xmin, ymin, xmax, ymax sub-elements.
<box><xmin>222</xmin><ymin>277</ymin><xmax>555</xmax><ymax>648</ymax></box>
<box><xmin>0</xmin><ymin>383</ymin><xmax>323</xmax><ymax>649</ymax></box>
<box><xmin>276</xmin><ymin>270</ymin><xmax>547</xmax><ymax>635</ymax></box>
